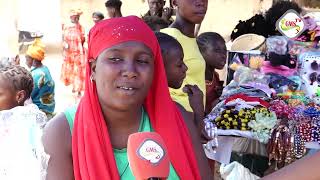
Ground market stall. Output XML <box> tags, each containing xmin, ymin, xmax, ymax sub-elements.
<box><xmin>205</xmin><ymin>13</ymin><xmax>320</xmax><ymax>179</ymax></box>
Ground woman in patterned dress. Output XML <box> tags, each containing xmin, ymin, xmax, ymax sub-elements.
<box><xmin>61</xmin><ymin>9</ymin><xmax>86</xmax><ymax>97</ymax></box>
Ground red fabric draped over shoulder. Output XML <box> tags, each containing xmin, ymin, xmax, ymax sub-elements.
<box><xmin>72</xmin><ymin>16</ymin><xmax>201</xmax><ymax>180</ymax></box>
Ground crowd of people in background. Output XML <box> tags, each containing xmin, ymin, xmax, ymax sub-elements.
<box><xmin>0</xmin><ymin>0</ymin><xmax>320</xmax><ymax>179</ymax></box>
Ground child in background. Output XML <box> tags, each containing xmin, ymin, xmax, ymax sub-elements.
<box><xmin>0</xmin><ymin>65</ymin><xmax>33</xmax><ymax>111</ymax></box>
<box><xmin>0</xmin><ymin>65</ymin><xmax>47</xmax><ymax>179</ymax></box>
<box><xmin>155</xmin><ymin>32</ymin><xmax>205</xmax><ymax>132</ymax></box>
<box><xmin>161</xmin><ymin>0</ymin><xmax>208</xmax><ymax>113</ymax></box>
<box><xmin>142</xmin><ymin>16</ymin><xmax>169</xmax><ymax>31</ymax></box>
<box><xmin>92</xmin><ymin>11</ymin><xmax>105</xmax><ymax>24</ymax></box>
<box><xmin>197</xmin><ymin>32</ymin><xmax>227</xmax><ymax>115</ymax></box>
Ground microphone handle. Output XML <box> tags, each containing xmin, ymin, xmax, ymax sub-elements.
<box><xmin>148</xmin><ymin>178</ymin><xmax>161</xmax><ymax>180</ymax></box>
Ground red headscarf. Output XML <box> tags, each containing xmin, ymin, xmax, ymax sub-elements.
<box><xmin>72</xmin><ymin>16</ymin><xmax>201</xmax><ymax>180</ymax></box>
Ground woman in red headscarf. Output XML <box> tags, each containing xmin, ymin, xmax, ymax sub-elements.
<box><xmin>43</xmin><ymin>16</ymin><xmax>212</xmax><ymax>180</ymax></box>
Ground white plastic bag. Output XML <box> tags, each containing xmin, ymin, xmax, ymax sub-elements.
<box><xmin>220</xmin><ymin>161</ymin><xmax>260</xmax><ymax>180</ymax></box>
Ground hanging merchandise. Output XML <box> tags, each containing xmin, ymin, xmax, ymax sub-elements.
<box><xmin>267</xmin><ymin>123</ymin><xmax>296</xmax><ymax>170</ymax></box>
<box><xmin>298</xmin><ymin>52</ymin><xmax>320</xmax><ymax>97</ymax></box>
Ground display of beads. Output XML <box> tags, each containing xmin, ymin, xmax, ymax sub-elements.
<box><xmin>269</xmin><ymin>99</ymin><xmax>293</xmax><ymax>119</ymax></box>
<box><xmin>267</xmin><ymin>124</ymin><xmax>295</xmax><ymax>170</ymax></box>
<box><xmin>288</xmin><ymin>99</ymin><xmax>304</xmax><ymax>107</ymax></box>
<box><xmin>214</xmin><ymin>108</ymin><xmax>271</xmax><ymax>130</ymax></box>
<box><xmin>297</xmin><ymin>123</ymin><xmax>312</xmax><ymax>142</ymax></box>
<box><xmin>304</xmin><ymin>107</ymin><xmax>320</xmax><ymax>118</ymax></box>
<box><xmin>311</xmin><ymin>119</ymin><xmax>320</xmax><ymax>143</ymax></box>
<box><xmin>288</xmin><ymin>106</ymin><xmax>307</xmax><ymax>122</ymax></box>
<box><xmin>293</xmin><ymin>129</ymin><xmax>306</xmax><ymax>159</ymax></box>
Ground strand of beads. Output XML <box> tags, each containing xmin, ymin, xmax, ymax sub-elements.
<box><xmin>293</xmin><ymin>128</ymin><xmax>306</xmax><ymax>159</ymax></box>
<box><xmin>311</xmin><ymin>118</ymin><xmax>320</xmax><ymax>143</ymax></box>
<box><xmin>297</xmin><ymin>123</ymin><xmax>312</xmax><ymax>142</ymax></box>
<box><xmin>267</xmin><ymin>124</ymin><xmax>293</xmax><ymax>170</ymax></box>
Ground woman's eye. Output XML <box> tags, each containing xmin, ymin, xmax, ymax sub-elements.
<box><xmin>137</xmin><ymin>59</ymin><xmax>149</xmax><ymax>64</ymax></box>
<box><xmin>108</xmin><ymin>57</ymin><xmax>122</xmax><ymax>62</ymax></box>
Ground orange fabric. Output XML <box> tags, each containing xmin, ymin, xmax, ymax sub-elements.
<box><xmin>26</xmin><ymin>38</ymin><xmax>45</xmax><ymax>61</ymax></box>
<box><xmin>72</xmin><ymin>16</ymin><xmax>201</xmax><ymax>180</ymax></box>
<box><xmin>60</xmin><ymin>23</ymin><xmax>86</xmax><ymax>92</ymax></box>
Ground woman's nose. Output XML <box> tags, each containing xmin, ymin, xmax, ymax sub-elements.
<box><xmin>121</xmin><ymin>61</ymin><xmax>138</xmax><ymax>79</ymax></box>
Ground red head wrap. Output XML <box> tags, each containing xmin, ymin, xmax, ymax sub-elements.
<box><xmin>72</xmin><ymin>16</ymin><xmax>201</xmax><ymax>180</ymax></box>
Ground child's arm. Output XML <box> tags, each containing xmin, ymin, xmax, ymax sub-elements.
<box><xmin>183</xmin><ymin>85</ymin><xmax>204</xmax><ymax>132</ymax></box>
<box><xmin>175</xmin><ymin>102</ymin><xmax>213</xmax><ymax>180</ymax></box>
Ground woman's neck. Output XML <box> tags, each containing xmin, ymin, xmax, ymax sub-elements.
<box><xmin>170</xmin><ymin>13</ymin><xmax>195</xmax><ymax>38</ymax></box>
<box><xmin>102</xmin><ymin>105</ymin><xmax>142</xmax><ymax>134</ymax></box>
<box><xmin>102</xmin><ymin>105</ymin><xmax>142</xmax><ymax>149</ymax></box>
<box><xmin>115</xmin><ymin>12</ymin><xmax>122</xmax><ymax>18</ymax></box>
<box><xmin>33</xmin><ymin>61</ymin><xmax>43</xmax><ymax>68</ymax></box>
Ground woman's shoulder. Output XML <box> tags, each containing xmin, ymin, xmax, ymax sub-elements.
<box><xmin>42</xmin><ymin>112</ymin><xmax>75</xmax><ymax>179</ymax></box>
<box><xmin>42</xmin><ymin>112</ymin><xmax>72</xmax><ymax>155</ymax></box>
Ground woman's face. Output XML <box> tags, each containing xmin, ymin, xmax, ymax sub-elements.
<box><xmin>176</xmin><ymin>0</ymin><xmax>208</xmax><ymax>24</ymax></box>
<box><xmin>70</xmin><ymin>15</ymin><xmax>80</xmax><ymax>23</ymax></box>
<box><xmin>0</xmin><ymin>75</ymin><xmax>18</xmax><ymax>111</ymax></box>
<box><xmin>92</xmin><ymin>41</ymin><xmax>154</xmax><ymax>111</ymax></box>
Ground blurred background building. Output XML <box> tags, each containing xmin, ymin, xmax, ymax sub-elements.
<box><xmin>0</xmin><ymin>0</ymin><xmax>319</xmax><ymax>55</ymax></box>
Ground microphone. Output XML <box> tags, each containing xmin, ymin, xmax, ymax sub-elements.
<box><xmin>127</xmin><ymin>132</ymin><xmax>170</xmax><ymax>180</ymax></box>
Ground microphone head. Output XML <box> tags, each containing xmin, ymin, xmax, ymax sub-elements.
<box><xmin>127</xmin><ymin>132</ymin><xmax>170</xmax><ymax>180</ymax></box>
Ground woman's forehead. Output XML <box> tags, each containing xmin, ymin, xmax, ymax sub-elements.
<box><xmin>101</xmin><ymin>41</ymin><xmax>154</xmax><ymax>56</ymax></box>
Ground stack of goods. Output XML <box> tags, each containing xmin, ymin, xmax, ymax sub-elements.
<box><xmin>205</xmin><ymin>65</ymin><xmax>278</xmax><ymax>144</ymax></box>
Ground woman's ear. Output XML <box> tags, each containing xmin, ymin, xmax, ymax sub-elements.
<box><xmin>16</xmin><ymin>90</ymin><xmax>27</xmax><ymax>106</ymax></box>
<box><xmin>90</xmin><ymin>59</ymin><xmax>97</xmax><ymax>80</ymax></box>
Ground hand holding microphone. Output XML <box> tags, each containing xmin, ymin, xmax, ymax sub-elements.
<box><xmin>127</xmin><ymin>132</ymin><xmax>170</xmax><ymax>180</ymax></box>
